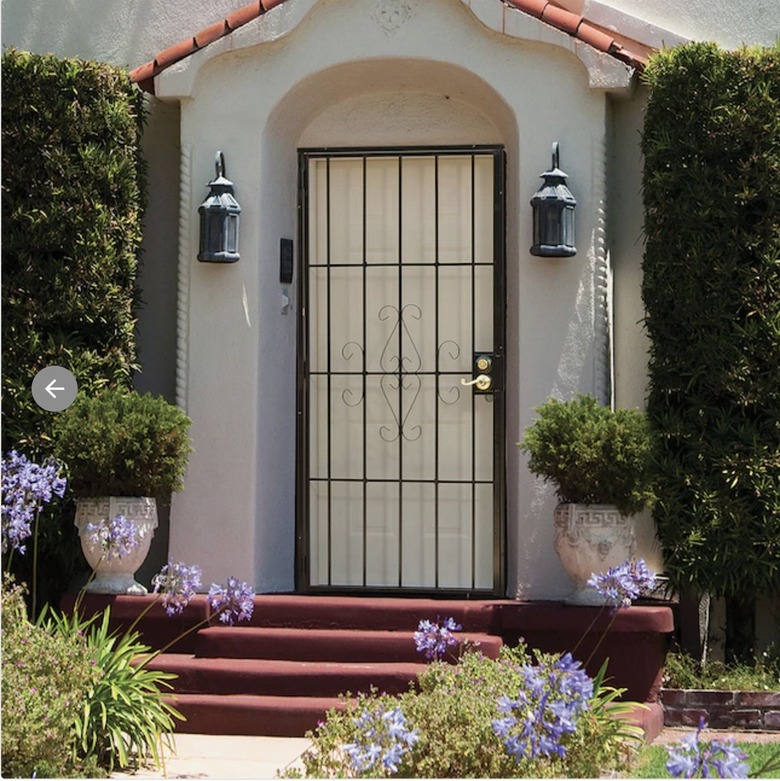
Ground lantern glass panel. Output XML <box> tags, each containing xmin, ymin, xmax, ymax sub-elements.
<box><xmin>207</xmin><ymin>212</ymin><xmax>224</xmax><ymax>253</ymax></box>
<box><xmin>533</xmin><ymin>206</ymin><xmax>541</xmax><ymax>246</ymax></box>
<box><xmin>563</xmin><ymin>206</ymin><xmax>574</xmax><ymax>247</ymax></box>
<box><xmin>226</xmin><ymin>213</ymin><xmax>239</xmax><ymax>253</ymax></box>
<box><xmin>544</xmin><ymin>203</ymin><xmax>561</xmax><ymax>245</ymax></box>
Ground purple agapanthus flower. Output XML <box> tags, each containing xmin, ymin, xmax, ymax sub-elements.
<box><xmin>414</xmin><ymin>616</ymin><xmax>462</xmax><ymax>660</ymax></box>
<box><xmin>208</xmin><ymin>576</ymin><xmax>254</xmax><ymax>624</ymax></box>
<box><xmin>85</xmin><ymin>514</ymin><xmax>142</xmax><ymax>559</ymax></box>
<box><xmin>666</xmin><ymin>717</ymin><xmax>749</xmax><ymax>778</ymax></box>
<box><xmin>344</xmin><ymin>704</ymin><xmax>418</xmax><ymax>775</ymax></box>
<box><xmin>1</xmin><ymin>451</ymin><xmax>67</xmax><ymax>554</ymax></box>
<box><xmin>493</xmin><ymin>652</ymin><xmax>593</xmax><ymax>762</ymax></box>
<box><xmin>587</xmin><ymin>558</ymin><xmax>658</xmax><ymax>608</ymax></box>
<box><xmin>152</xmin><ymin>559</ymin><xmax>203</xmax><ymax>616</ymax></box>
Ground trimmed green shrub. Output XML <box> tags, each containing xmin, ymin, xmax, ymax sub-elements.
<box><xmin>1</xmin><ymin>48</ymin><xmax>146</xmax><ymax>456</ymax></box>
<box><xmin>53</xmin><ymin>388</ymin><xmax>192</xmax><ymax>499</ymax></box>
<box><xmin>519</xmin><ymin>395</ymin><xmax>655</xmax><ymax>516</ymax></box>
<box><xmin>641</xmin><ymin>44</ymin><xmax>780</xmax><ymax>613</ymax></box>
<box><xmin>1</xmin><ymin>578</ymin><xmax>100</xmax><ymax>778</ymax></box>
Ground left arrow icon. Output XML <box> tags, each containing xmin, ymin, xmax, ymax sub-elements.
<box><xmin>32</xmin><ymin>366</ymin><xmax>78</xmax><ymax>412</ymax></box>
<box><xmin>45</xmin><ymin>379</ymin><xmax>65</xmax><ymax>398</ymax></box>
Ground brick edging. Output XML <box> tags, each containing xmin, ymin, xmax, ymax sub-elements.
<box><xmin>661</xmin><ymin>688</ymin><xmax>780</xmax><ymax>730</ymax></box>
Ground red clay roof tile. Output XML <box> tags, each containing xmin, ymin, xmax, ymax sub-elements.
<box><xmin>576</xmin><ymin>21</ymin><xmax>617</xmax><ymax>53</ymax></box>
<box><xmin>128</xmin><ymin>0</ymin><xmax>651</xmax><ymax>93</ymax></box>
<box><xmin>541</xmin><ymin>4</ymin><xmax>581</xmax><ymax>36</ymax></box>
<box><xmin>154</xmin><ymin>39</ymin><xmax>198</xmax><ymax>69</ymax></box>
<box><xmin>194</xmin><ymin>20</ymin><xmax>230</xmax><ymax>49</ymax></box>
<box><xmin>226</xmin><ymin>2</ymin><xmax>264</xmax><ymax>30</ymax></box>
<box><xmin>509</xmin><ymin>0</ymin><xmax>549</xmax><ymax>16</ymax></box>
<box><xmin>130</xmin><ymin>60</ymin><xmax>156</xmax><ymax>85</ymax></box>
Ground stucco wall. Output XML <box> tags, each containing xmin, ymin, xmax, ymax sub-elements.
<box><xmin>601</xmin><ymin>0</ymin><xmax>779</xmax><ymax>50</ymax></box>
<box><xmin>610</xmin><ymin>87</ymin><xmax>648</xmax><ymax>412</ymax></box>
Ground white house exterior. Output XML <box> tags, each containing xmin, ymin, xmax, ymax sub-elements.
<box><xmin>3</xmin><ymin>1</ymin><xmax>779</xmax><ymax>620</ymax></box>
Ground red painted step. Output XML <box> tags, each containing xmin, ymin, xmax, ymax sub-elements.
<box><xmin>193</xmin><ymin>626</ymin><xmax>502</xmax><ymax>662</ymax></box>
<box><xmin>168</xmin><ymin>693</ymin><xmax>346</xmax><ymax>737</ymax></box>
<box><xmin>239</xmin><ymin>595</ymin><xmax>505</xmax><ymax>633</ymax></box>
<box><xmin>149</xmin><ymin>654</ymin><xmax>427</xmax><ymax>697</ymax></box>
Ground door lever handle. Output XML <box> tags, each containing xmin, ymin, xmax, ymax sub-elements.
<box><xmin>461</xmin><ymin>374</ymin><xmax>492</xmax><ymax>391</ymax></box>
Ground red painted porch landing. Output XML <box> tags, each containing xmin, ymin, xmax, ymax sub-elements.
<box><xmin>62</xmin><ymin>594</ymin><xmax>673</xmax><ymax>741</ymax></box>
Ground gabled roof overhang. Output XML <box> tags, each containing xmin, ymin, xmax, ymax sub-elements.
<box><xmin>128</xmin><ymin>0</ymin><xmax>674</xmax><ymax>96</ymax></box>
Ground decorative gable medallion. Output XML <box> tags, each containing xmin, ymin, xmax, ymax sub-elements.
<box><xmin>371</xmin><ymin>0</ymin><xmax>416</xmax><ymax>35</ymax></box>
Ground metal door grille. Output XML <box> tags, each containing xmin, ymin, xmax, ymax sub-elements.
<box><xmin>297</xmin><ymin>146</ymin><xmax>505</xmax><ymax>595</ymax></box>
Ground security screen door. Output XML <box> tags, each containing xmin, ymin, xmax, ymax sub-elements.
<box><xmin>297</xmin><ymin>146</ymin><xmax>505</xmax><ymax>594</ymax></box>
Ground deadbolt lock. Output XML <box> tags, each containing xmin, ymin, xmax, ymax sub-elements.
<box><xmin>475</xmin><ymin>355</ymin><xmax>493</xmax><ymax>372</ymax></box>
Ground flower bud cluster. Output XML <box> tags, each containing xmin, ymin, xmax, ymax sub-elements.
<box><xmin>2</xmin><ymin>451</ymin><xmax>66</xmax><ymax>554</ymax></box>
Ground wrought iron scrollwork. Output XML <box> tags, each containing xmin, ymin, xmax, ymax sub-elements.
<box><xmin>340</xmin><ymin>341</ymin><xmax>365</xmax><ymax>407</ymax></box>
<box><xmin>379</xmin><ymin>373</ymin><xmax>422</xmax><ymax>442</ymax></box>
<box><xmin>377</xmin><ymin>304</ymin><xmax>423</xmax><ymax>441</ymax></box>
<box><xmin>379</xmin><ymin>304</ymin><xmax>422</xmax><ymax>373</ymax></box>
<box><xmin>436</xmin><ymin>339</ymin><xmax>462</xmax><ymax>405</ymax></box>
<box><xmin>337</xmin><ymin>307</ymin><xmax>471</xmax><ymax>439</ymax></box>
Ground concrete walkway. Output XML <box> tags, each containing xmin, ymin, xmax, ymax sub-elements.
<box><xmin>112</xmin><ymin>728</ymin><xmax>779</xmax><ymax>779</ymax></box>
<box><xmin>112</xmin><ymin>735</ymin><xmax>312</xmax><ymax>780</ymax></box>
<box><xmin>652</xmin><ymin>726</ymin><xmax>780</xmax><ymax>746</ymax></box>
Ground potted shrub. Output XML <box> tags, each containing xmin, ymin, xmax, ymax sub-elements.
<box><xmin>519</xmin><ymin>394</ymin><xmax>654</xmax><ymax>604</ymax></box>
<box><xmin>53</xmin><ymin>388</ymin><xmax>192</xmax><ymax>594</ymax></box>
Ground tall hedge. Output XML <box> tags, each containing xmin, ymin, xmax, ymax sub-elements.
<box><xmin>641</xmin><ymin>44</ymin><xmax>780</xmax><ymax>607</ymax></box>
<box><xmin>1</xmin><ymin>49</ymin><xmax>146</xmax><ymax>606</ymax></box>
<box><xmin>2</xmin><ymin>49</ymin><xmax>146</xmax><ymax>456</ymax></box>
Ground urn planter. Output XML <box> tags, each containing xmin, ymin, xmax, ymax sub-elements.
<box><xmin>553</xmin><ymin>503</ymin><xmax>636</xmax><ymax>605</ymax></box>
<box><xmin>75</xmin><ymin>496</ymin><xmax>158</xmax><ymax>594</ymax></box>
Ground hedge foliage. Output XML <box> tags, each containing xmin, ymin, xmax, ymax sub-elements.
<box><xmin>1</xmin><ymin>49</ymin><xmax>147</xmax><ymax>605</ymax></box>
<box><xmin>641</xmin><ymin>43</ymin><xmax>780</xmax><ymax>598</ymax></box>
<box><xmin>1</xmin><ymin>48</ymin><xmax>146</xmax><ymax>456</ymax></box>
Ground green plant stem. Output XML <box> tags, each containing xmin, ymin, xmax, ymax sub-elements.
<box><xmin>135</xmin><ymin>616</ymin><xmax>213</xmax><ymax>670</ymax></box>
<box><xmin>584</xmin><ymin>610</ymin><xmax>620</xmax><ymax>669</ymax></box>
<box><xmin>750</xmin><ymin>750</ymin><xmax>780</xmax><ymax>778</ymax></box>
<box><xmin>31</xmin><ymin>510</ymin><xmax>41</xmax><ymax>619</ymax></box>
<box><xmin>571</xmin><ymin>605</ymin><xmax>608</xmax><ymax>658</ymax></box>
<box><xmin>124</xmin><ymin>594</ymin><xmax>162</xmax><ymax>637</ymax></box>
<box><xmin>72</xmin><ymin>564</ymin><xmax>162</xmax><ymax>645</ymax></box>
<box><xmin>73</xmin><ymin>563</ymin><xmax>102</xmax><ymax>616</ymax></box>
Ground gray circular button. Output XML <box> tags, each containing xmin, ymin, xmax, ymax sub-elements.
<box><xmin>32</xmin><ymin>366</ymin><xmax>78</xmax><ymax>412</ymax></box>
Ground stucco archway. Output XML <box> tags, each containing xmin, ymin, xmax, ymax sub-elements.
<box><xmin>254</xmin><ymin>58</ymin><xmax>521</xmax><ymax>592</ymax></box>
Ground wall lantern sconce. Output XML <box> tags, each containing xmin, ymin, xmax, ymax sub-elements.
<box><xmin>530</xmin><ymin>142</ymin><xmax>576</xmax><ymax>257</ymax></box>
<box><xmin>198</xmin><ymin>151</ymin><xmax>241</xmax><ymax>263</ymax></box>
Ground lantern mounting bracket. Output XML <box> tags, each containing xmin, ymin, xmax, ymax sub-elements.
<box><xmin>215</xmin><ymin>150</ymin><xmax>226</xmax><ymax>178</ymax></box>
